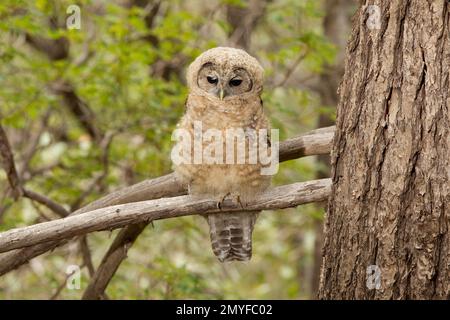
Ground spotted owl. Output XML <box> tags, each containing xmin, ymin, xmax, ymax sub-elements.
<box><xmin>172</xmin><ymin>47</ymin><xmax>272</xmax><ymax>262</ymax></box>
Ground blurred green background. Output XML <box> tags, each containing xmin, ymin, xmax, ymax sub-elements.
<box><xmin>0</xmin><ymin>0</ymin><xmax>354</xmax><ymax>299</ymax></box>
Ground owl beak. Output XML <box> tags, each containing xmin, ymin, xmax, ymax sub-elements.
<box><xmin>219</xmin><ymin>88</ymin><xmax>225</xmax><ymax>100</ymax></box>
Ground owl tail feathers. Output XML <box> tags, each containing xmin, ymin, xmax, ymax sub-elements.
<box><xmin>207</xmin><ymin>211</ymin><xmax>259</xmax><ymax>262</ymax></box>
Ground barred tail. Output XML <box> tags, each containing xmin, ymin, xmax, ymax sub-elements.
<box><xmin>207</xmin><ymin>211</ymin><xmax>259</xmax><ymax>262</ymax></box>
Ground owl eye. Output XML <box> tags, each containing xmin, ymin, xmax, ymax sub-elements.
<box><xmin>229</xmin><ymin>79</ymin><xmax>242</xmax><ymax>86</ymax></box>
<box><xmin>207</xmin><ymin>76</ymin><xmax>218</xmax><ymax>84</ymax></box>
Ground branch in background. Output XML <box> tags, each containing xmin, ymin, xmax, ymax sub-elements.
<box><xmin>49</xmin><ymin>80</ymin><xmax>102</xmax><ymax>141</ymax></box>
<box><xmin>49</xmin><ymin>262</ymin><xmax>86</xmax><ymax>300</ymax></box>
<box><xmin>0</xmin><ymin>123</ymin><xmax>70</xmax><ymax>271</ymax></box>
<box><xmin>71</xmin><ymin>131</ymin><xmax>115</xmax><ymax>211</ymax></box>
<box><xmin>128</xmin><ymin>0</ymin><xmax>185</xmax><ymax>80</ymax></box>
<box><xmin>25</xmin><ymin>33</ymin><xmax>102</xmax><ymax>141</ymax></box>
<box><xmin>0</xmin><ymin>124</ymin><xmax>22</xmax><ymax>199</ymax></box>
<box><xmin>0</xmin><ymin>123</ymin><xmax>69</xmax><ymax>218</ymax></box>
<box><xmin>82</xmin><ymin>222</ymin><xmax>147</xmax><ymax>300</ymax></box>
<box><xmin>0</xmin><ymin>126</ymin><xmax>335</xmax><ymax>276</ymax></box>
<box><xmin>27</xmin><ymin>162</ymin><xmax>63</xmax><ymax>179</ymax></box>
<box><xmin>79</xmin><ymin>237</ymin><xmax>95</xmax><ymax>277</ymax></box>
<box><xmin>73</xmin><ymin>17</ymin><xmax>97</xmax><ymax>67</ymax></box>
<box><xmin>132</xmin><ymin>0</ymin><xmax>161</xmax><ymax>37</ymax></box>
<box><xmin>0</xmin><ymin>190</ymin><xmax>13</xmax><ymax>223</ymax></box>
<box><xmin>22</xmin><ymin>189</ymin><xmax>69</xmax><ymax>218</ymax></box>
<box><xmin>273</xmin><ymin>52</ymin><xmax>308</xmax><ymax>88</ymax></box>
<box><xmin>30</xmin><ymin>201</ymin><xmax>54</xmax><ymax>222</ymax></box>
<box><xmin>226</xmin><ymin>0</ymin><xmax>269</xmax><ymax>49</ymax></box>
<box><xmin>24</xmin><ymin>34</ymin><xmax>69</xmax><ymax>60</ymax></box>
<box><xmin>0</xmin><ymin>179</ymin><xmax>331</xmax><ymax>253</ymax></box>
<box><xmin>19</xmin><ymin>109</ymin><xmax>51</xmax><ymax>180</ymax></box>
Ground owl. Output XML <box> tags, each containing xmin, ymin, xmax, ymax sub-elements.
<box><xmin>172</xmin><ymin>47</ymin><xmax>272</xmax><ymax>262</ymax></box>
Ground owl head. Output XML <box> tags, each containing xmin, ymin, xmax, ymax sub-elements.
<box><xmin>186</xmin><ymin>47</ymin><xmax>264</xmax><ymax>101</ymax></box>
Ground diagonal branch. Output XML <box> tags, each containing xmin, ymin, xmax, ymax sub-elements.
<box><xmin>0</xmin><ymin>179</ymin><xmax>331</xmax><ymax>253</ymax></box>
<box><xmin>226</xmin><ymin>0</ymin><xmax>269</xmax><ymax>49</ymax></box>
<box><xmin>0</xmin><ymin>124</ymin><xmax>22</xmax><ymax>199</ymax></box>
<box><xmin>0</xmin><ymin>126</ymin><xmax>335</xmax><ymax>276</ymax></box>
<box><xmin>48</xmin><ymin>80</ymin><xmax>102</xmax><ymax>141</ymax></box>
<box><xmin>25</xmin><ymin>33</ymin><xmax>102</xmax><ymax>141</ymax></box>
<box><xmin>22</xmin><ymin>189</ymin><xmax>69</xmax><ymax>218</ymax></box>
<box><xmin>273</xmin><ymin>51</ymin><xmax>309</xmax><ymax>88</ymax></box>
<box><xmin>0</xmin><ymin>124</ymin><xmax>69</xmax><ymax>218</ymax></box>
<box><xmin>82</xmin><ymin>222</ymin><xmax>147</xmax><ymax>300</ymax></box>
<box><xmin>25</xmin><ymin>34</ymin><xmax>69</xmax><ymax>61</ymax></box>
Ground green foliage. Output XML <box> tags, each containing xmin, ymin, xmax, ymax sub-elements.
<box><xmin>0</xmin><ymin>0</ymin><xmax>339</xmax><ymax>299</ymax></box>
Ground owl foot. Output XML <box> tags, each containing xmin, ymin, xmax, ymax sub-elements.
<box><xmin>236</xmin><ymin>195</ymin><xmax>245</xmax><ymax>210</ymax></box>
<box><xmin>217</xmin><ymin>193</ymin><xmax>245</xmax><ymax>211</ymax></box>
<box><xmin>217</xmin><ymin>192</ymin><xmax>231</xmax><ymax>211</ymax></box>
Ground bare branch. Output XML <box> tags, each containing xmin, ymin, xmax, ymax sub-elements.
<box><xmin>71</xmin><ymin>131</ymin><xmax>115</xmax><ymax>211</ymax></box>
<box><xmin>49</xmin><ymin>80</ymin><xmax>102</xmax><ymax>141</ymax></box>
<box><xmin>49</xmin><ymin>263</ymin><xmax>85</xmax><ymax>300</ymax></box>
<box><xmin>0</xmin><ymin>179</ymin><xmax>331</xmax><ymax>253</ymax></box>
<box><xmin>79</xmin><ymin>237</ymin><xmax>95</xmax><ymax>277</ymax></box>
<box><xmin>22</xmin><ymin>188</ymin><xmax>69</xmax><ymax>218</ymax></box>
<box><xmin>25</xmin><ymin>32</ymin><xmax>102</xmax><ymax>141</ymax></box>
<box><xmin>273</xmin><ymin>51</ymin><xmax>309</xmax><ymax>88</ymax></box>
<box><xmin>82</xmin><ymin>222</ymin><xmax>147</xmax><ymax>300</ymax></box>
<box><xmin>226</xmin><ymin>0</ymin><xmax>268</xmax><ymax>49</ymax></box>
<box><xmin>1</xmin><ymin>121</ymin><xmax>69</xmax><ymax>218</ymax></box>
<box><xmin>25</xmin><ymin>34</ymin><xmax>69</xmax><ymax>60</ymax></box>
<box><xmin>279</xmin><ymin>126</ymin><xmax>335</xmax><ymax>162</ymax></box>
<box><xmin>19</xmin><ymin>109</ymin><xmax>51</xmax><ymax>178</ymax></box>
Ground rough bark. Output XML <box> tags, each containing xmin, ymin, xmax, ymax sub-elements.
<box><xmin>319</xmin><ymin>0</ymin><xmax>450</xmax><ymax>299</ymax></box>
<box><xmin>311</xmin><ymin>0</ymin><xmax>354</xmax><ymax>297</ymax></box>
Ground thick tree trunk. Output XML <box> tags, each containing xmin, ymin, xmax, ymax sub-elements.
<box><xmin>319</xmin><ymin>0</ymin><xmax>449</xmax><ymax>299</ymax></box>
<box><xmin>311</xmin><ymin>0</ymin><xmax>354</xmax><ymax>297</ymax></box>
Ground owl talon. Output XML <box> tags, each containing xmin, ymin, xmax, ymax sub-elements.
<box><xmin>236</xmin><ymin>195</ymin><xmax>245</xmax><ymax>210</ymax></box>
<box><xmin>217</xmin><ymin>192</ymin><xmax>231</xmax><ymax>211</ymax></box>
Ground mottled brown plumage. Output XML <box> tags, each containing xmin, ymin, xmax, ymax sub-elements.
<box><xmin>173</xmin><ymin>47</ymin><xmax>272</xmax><ymax>262</ymax></box>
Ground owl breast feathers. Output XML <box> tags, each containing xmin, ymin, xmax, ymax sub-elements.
<box><xmin>172</xmin><ymin>47</ymin><xmax>273</xmax><ymax>262</ymax></box>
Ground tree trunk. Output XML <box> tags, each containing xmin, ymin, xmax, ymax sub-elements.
<box><xmin>311</xmin><ymin>0</ymin><xmax>354</xmax><ymax>297</ymax></box>
<box><xmin>319</xmin><ymin>0</ymin><xmax>449</xmax><ymax>299</ymax></box>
